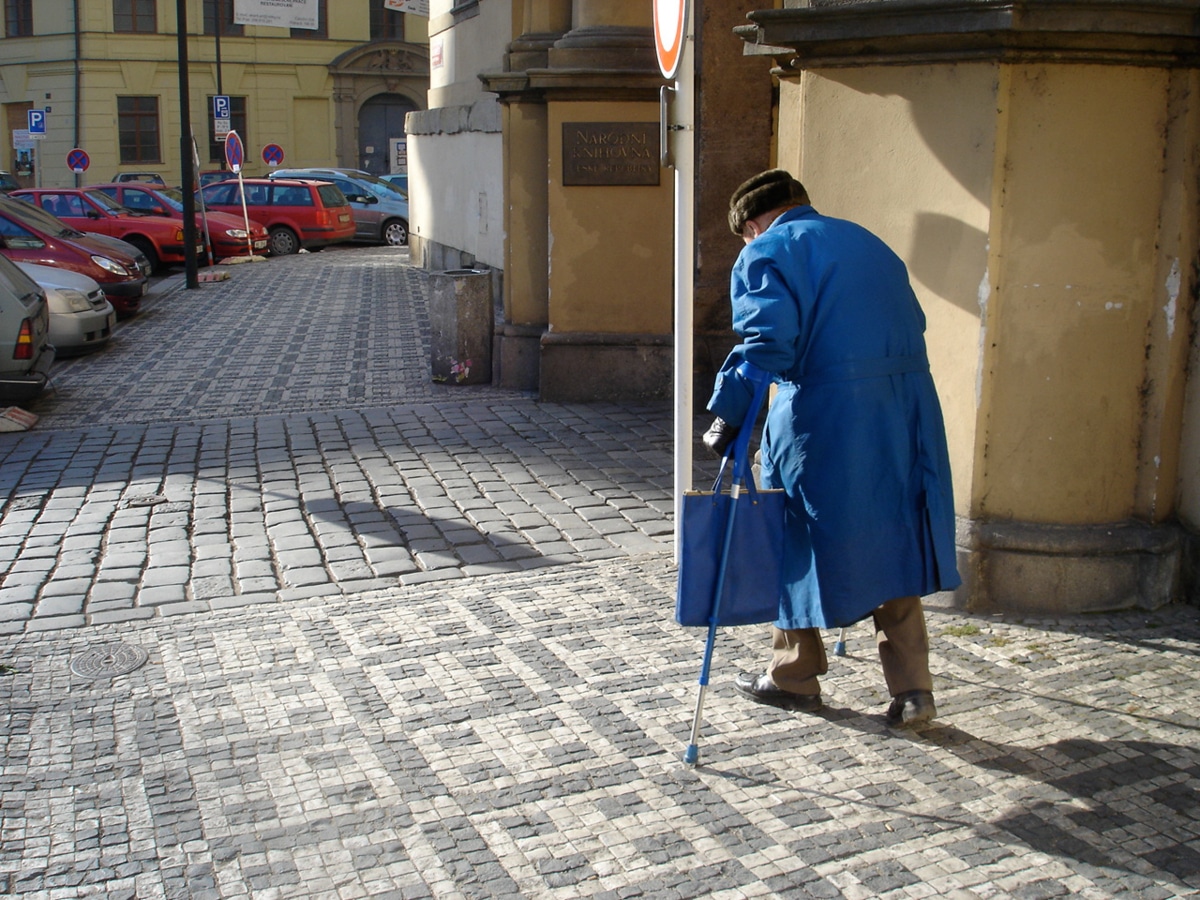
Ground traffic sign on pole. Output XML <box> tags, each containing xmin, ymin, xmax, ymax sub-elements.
<box><xmin>66</xmin><ymin>148</ymin><xmax>90</xmax><ymax>174</ymax></box>
<box><xmin>27</xmin><ymin>109</ymin><xmax>47</xmax><ymax>137</ymax></box>
<box><xmin>653</xmin><ymin>0</ymin><xmax>689</xmax><ymax>80</ymax></box>
<box><xmin>224</xmin><ymin>130</ymin><xmax>245</xmax><ymax>173</ymax></box>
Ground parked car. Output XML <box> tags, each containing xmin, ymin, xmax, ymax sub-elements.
<box><xmin>269</xmin><ymin>167</ymin><xmax>409</xmax><ymax>246</ymax></box>
<box><xmin>110</xmin><ymin>172</ymin><xmax>167</xmax><ymax>185</ymax></box>
<box><xmin>197</xmin><ymin>170</ymin><xmax>238</xmax><ymax>189</ymax></box>
<box><xmin>92</xmin><ymin>182</ymin><xmax>269</xmax><ymax>261</ymax></box>
<box><xmin>380</xmin><ymin>173</ymin><xmax>408</xmax><ymax>193</ymax></box>
<box><xmin>0</xmin><ymin>196</ymin><xmax>149</xmax><ymax>317</ymax></box>
<box><xmin>11</xmin><ymin>187</ymin><xmax>204</xmax><ymax>274</ymax></box>
<box><xmin>14</xmin><ymin>261</ymin><xmax>115</xmax><ymax>356</ymax></box>
<box><xmin>0</xmin><ymin>170</ymin><xmax>18</xmax><ymax>193</ymax></box>
<box><xmin>197</xmin><ymin>177</ymin><xmax>356</xmax><ymax>256</ymax></box>
<box><xmin>0</xmin><ymin>251</ymin><xmax>54</xmax><ymax>403</ymax></box>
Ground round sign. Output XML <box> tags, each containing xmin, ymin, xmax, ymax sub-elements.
<box><xmin>654</xmin><ymin>0</ymin><xmax>689</xmax><ymax>80</ymax></box>
<box><xmin>224</xmin><ymin>130</ymin><xmax>245</xmax><ymax>173</ymax></box>
<box><xmin>66</xmin><ymin>148</ymin><xmax>90</xmax><ymax>174</ymax></box>
<box><xmin>262</xmin><ymin>143</ymin><xmax>285</xmax><ymax>167</ymax></box>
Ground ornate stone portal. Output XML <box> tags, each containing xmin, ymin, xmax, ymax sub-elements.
<box><xmin>329</xmin><ymin>42</ymin><xmax>429</xmax><ymax>172</ymax></box>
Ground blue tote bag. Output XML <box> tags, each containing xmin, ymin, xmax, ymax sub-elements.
<box><xmin>675</xmin><ymin>366</ymin><xmax>785</xmax><ymax>628</ymax></box>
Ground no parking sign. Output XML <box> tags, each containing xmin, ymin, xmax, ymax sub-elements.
<box><xmin>262</xmin><ymin>143</ymin><xmax>284</xmax><ymax>167</ymax></box>
<box><xmin>67</xmin><ymin>148</ymin><xmax>90</xmax><ymax>174</ymax></box>
<box><xmin>224</xmin><ymin>130</ymin><xmax>245</xmax><ymax>173</ymax></box>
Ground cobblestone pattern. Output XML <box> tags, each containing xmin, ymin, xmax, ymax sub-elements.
<box><xmin>0</xmin><ymin>249</ymin><xmax>675</xmax><ymax>634</ymax></box>
<box><xmin>1</xmin><ymin>561</ymin><xmax>1197</xmax><ymax>899</ymax></box>
<box><xmin>0</xmin><ymin>399</ymin><xmax>674</xmax><ymax>634</ymax></box>
<box><xmin>31</xmin><ymin>248</ymin><xmax>438</xmax><ymax>427</ymax></box>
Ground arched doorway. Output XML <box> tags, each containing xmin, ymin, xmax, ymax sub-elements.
<box><xmin>358</xmin><ymin>94</ymin><xmax>417</xmax><ymax>176</ymax></box>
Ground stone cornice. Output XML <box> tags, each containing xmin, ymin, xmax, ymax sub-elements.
<box><xmin>735</xmin><ymin>0</ymin><xmax>1200</xmax><ymax>70</ymax></box>
<box><xmin>480</xmin><ymin>68</ymin><xmax>666</xmax><ymax>104</ymax></box>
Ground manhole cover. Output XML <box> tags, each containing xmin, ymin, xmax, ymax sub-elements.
<box><xmin>70</xmin><ymin>643</ymin><xmax>149</xmax><ymax>679</ymax></box>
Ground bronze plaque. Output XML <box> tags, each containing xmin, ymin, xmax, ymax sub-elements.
<box><xmin>562</xmin><ymin>122</ymin><xmax>660</xmax><ymax>186</ymax></box>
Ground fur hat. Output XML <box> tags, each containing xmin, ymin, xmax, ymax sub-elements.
<box><xmin>728</xmin><ymin>169</ymin><xmax>809</xmax><ymax>235</ymax></box>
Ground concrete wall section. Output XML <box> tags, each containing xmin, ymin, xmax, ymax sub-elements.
<box><xmin>407</xmin><ymin>108</ymin><xmax>504</xmax><ymax>271</ymax></box>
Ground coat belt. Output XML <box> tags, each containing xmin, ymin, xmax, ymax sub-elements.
<box><xmin>792</xmin><ymin>354</ymin><xmax>929</xmax><ymax>386</ymax></box>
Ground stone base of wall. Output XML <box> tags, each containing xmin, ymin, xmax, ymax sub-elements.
<box><xmin>956</xmin><ymin>519</ymin><xmax>1182</xmax><ymax>614</ymax></box>
<box><xmin>497</xmin><ymin>324</ymin><xmax>542</xmax><ymax>392</ymax></box>
<box><xmin>540</xmin><ymin>331</ymin><xmax>672</xmax><ymax>402</ymax></box>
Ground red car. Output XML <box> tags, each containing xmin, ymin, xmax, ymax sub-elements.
<box><xmin>91</xmin><ymin>182</ymin><xmax>269</xmax><ymax>262</ymax></box>
<box><xmin>11</xmin><ymin>187</ymin><xmax>204</xmax><ymax>273</ymax></box>
<box><xmin>0</xmin><ymin>197</ymin><xmax>148</xmax><ymax>317</ymax></box>
<box><xmin>197</xmin><ymin>178</ymin><xmax>355</xmax><ymax>255</ymax></box>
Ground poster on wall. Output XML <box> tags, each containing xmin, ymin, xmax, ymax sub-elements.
<box><xmin>390</xmin><ymin>139</ymin><xmax>407</xmax><ymax>175</ymax></box>
<box><xmin>233</xmin><ymin>0</ymin><xmax>319</xmax><ymax>30</ymax></box>
<box><xmin>385</xmin><ymin>0</ymin><xmax>429</xmax><ymax>14</ymax></box>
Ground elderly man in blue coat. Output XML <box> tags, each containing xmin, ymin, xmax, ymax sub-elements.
<box><xmin>704</xmin><ymin>169</ymin><xmax>961</xmax><ymax>728</ymax></box>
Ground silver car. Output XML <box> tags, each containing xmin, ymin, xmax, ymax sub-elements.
<box><xmin>0</xmin><ymin>252</ymin><xmax>54</xmax><ymax>402</ymax></box>
<box><xmin>268</xmin><ymin>167</ymin><xmax>409</xmax><ymax>246</ymax></box>
<box><xmin>15</xmin><ymin>261</ymin><xmax>115</xmax><ymax>356</ymax></box>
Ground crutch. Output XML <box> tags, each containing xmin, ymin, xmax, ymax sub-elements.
<box><xmin>834</xmin><ymin>628</ymin><xmax>848</xmax><ymax>656</ymax></box>
<box><xmin>684</xmin><ymin>365</ymin><xmax>773</xmax><ymax>766</ymax></box>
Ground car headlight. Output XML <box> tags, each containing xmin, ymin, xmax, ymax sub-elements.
<box><xmin>223</xmin><ymin>229</ymin><xmax>250</xmax><ymax>239</ymax></box>
<box><xmin>90</xmin><ymin>255</ymin><xmax>130</xmax><ymax>276</ymax></box>
<box><xmin>56</xmin><ymin>288</ymin><xmax>95</xmax><ymax>313</ymax></box>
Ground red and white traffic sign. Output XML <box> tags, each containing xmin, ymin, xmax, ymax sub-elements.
<box><xmin>654</xmin><ymin>0</ymin><xmax>689</xmax><ymax>80</ymax></box>
<box><xmin>262</xmin><ymin>143</ymin><xmax>285</xmax><ymax>167</ymax></box>
<box><xmin>66</xmin><ymin>148</ymin><xmax>90</xmax><ymax>174</ymax></box>
<box><xmin>224</xmin><ymin>130</ymin><xmax>245</xmax><ymax>173</ymax></box>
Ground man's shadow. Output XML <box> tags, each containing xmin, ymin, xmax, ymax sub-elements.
<box><xmin>848</xmin><ymin>715</ymin><xmax>1200</xmax><ymax>883</ymax></box>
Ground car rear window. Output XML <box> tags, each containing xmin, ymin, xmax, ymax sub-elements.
<box><xmin>316</xmin><ymin>184</ymin><xmax>347</xmax><ymax>208</ymax></box>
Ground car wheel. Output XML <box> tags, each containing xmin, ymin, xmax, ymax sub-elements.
<box><xmin>126</xmin><ymin>236</ymin><xmax>160</xmax><ymax>274</ymax></box>
<box><xmin>268</xmin><ymin>226</ymin><xmax>300</xmax><ymax>256</ymax></box>
<box><xmin>383</xmin><ymin>219</ymin><xmax>409</xmax><ymax>247</ymax></box>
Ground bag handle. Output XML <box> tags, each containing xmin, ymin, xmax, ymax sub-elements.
<box><xmin>711</xmin><ymin>362</ymin><xmax>773</xmax><ymax>497</ymax></box>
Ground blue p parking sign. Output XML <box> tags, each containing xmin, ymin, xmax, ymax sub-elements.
<box><xmin>27</xmin><ymin>109</ymin><xmax>46</xmax><ymax>134</ymax></box>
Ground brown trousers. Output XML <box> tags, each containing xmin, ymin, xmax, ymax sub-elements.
<box><xmin>767</xmin><ymin>595</ymin><xmax>933</xmax><ymax>697</ymax></box>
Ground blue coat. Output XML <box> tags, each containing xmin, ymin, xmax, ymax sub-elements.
<box><xmin>708</xmin><ymin>206</ymin><xmax>961</xmax><ymax>630</ymax></box>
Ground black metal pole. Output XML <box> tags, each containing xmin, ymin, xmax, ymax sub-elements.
<box><xmin>177</xmin><ymin>0</ymin><xmax>199</xmax><ymax>289</ymax></box>
<box><xmin>216</xmin><ymin>0</ymin><xmax>224</xmax><ymax>95</ymax></box>
<box><xmin>216</xmin><ymin>0</ymin><xmax>225</xmax><ymax>171</ymax></box>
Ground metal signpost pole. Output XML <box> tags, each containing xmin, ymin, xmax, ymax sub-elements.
<box><xmin>177</xmin><ymin>0</ymin><xmax>199</xmax><ymax>289</ymax></box>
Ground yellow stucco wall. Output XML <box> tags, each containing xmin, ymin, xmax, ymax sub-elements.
<box><xmin>546</xmin><ymin>101</ymin><xmax>673</xmax><ymax>335</ymax></box>
<box><xmin>0</xmin><ymin>2</ymin><xmax>427</xmax><ymax>185</ymax></box>
<box><xmin>504</xmin><ymin>101</ymin><xmax>550</xmax><ymax>328</ymax></box>
<box><xmin>777</xmin><ymin>65</ymin><xmax>997</xmax><ymax>518</ymax></box>
<box><xmin>777</xmin><ymin>62</ymin><xmax>1190</xmax><ymax>530</ymax></box>
<box><xmin>982</xmin><ymin>65</ymin><xmax>1169</xmax><ymax>524</ymax></box>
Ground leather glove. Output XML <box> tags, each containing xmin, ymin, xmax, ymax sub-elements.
<box><xmin>702</xmin><ymin>417</ymin><xmax>739</xmax><ymax>458</ymax></box>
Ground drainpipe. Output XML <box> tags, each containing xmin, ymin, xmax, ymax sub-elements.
<box><xmin>73</xmin><ymin>0</ymin><xmax>81</xmax><ymax>186</ymax></box>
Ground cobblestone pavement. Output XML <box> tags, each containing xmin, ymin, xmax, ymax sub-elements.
<box><xmin>2</xmin><ymin>247</ymin><xmax>1199</xmax><ymax>898</ymax></box>
<box><xmin>0</xmin><ymin>248</ymin><xmax>674</xmax><ymax>634</ymax></box>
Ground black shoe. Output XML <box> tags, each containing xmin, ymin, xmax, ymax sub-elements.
<box><xmin>885</xmin><ymin>690</ymin><xmax>936</xmax><ymax>728</ymax></box>
<box><xmin>734</xmin><ymin>672</ymin><xmax>822</xmax><ymax>712</ymax></box>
